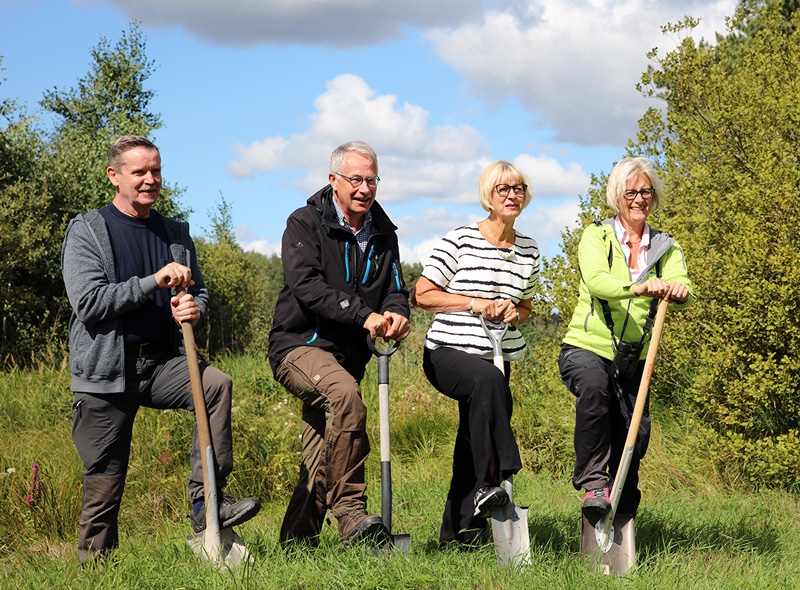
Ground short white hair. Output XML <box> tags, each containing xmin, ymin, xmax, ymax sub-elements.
<box><xmin>330</xmin><ymin>141</ymin><xmax>378</xmax><ymax>175</ymax></box>
<box><xmin>606</xmin><ymin>156</ymin><xmax>665</xmax><ymax>214</ymax></box>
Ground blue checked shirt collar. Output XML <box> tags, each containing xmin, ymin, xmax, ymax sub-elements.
<box><xmin>332</xmin><ymin>196</ymin><xmax>372</xmax><ymax>257</ymax></box>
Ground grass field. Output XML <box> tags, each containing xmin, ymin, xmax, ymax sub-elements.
<box><xmin>1</xmin><ymin>336</ymin><xmax>799</xmax><ymax>589</ymax></box>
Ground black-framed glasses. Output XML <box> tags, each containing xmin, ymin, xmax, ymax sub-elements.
<box><xmin>623</xmin><ymin>188</ymin><xmax>655</xmax><ymax>200</ymax></box>
<box><xmin>494</xmin><ymin>183</ymin><xmax>527</xmax><ymax>197</ymax></box>
<box><xmin>335</xmin><ymin>172</ymin><xmax>380</xmax><ymax>188</ymax></box>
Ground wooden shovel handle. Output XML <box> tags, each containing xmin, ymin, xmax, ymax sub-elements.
<box><xmin>608</xmin><ymin>298</ymin><xmax>668</xmax><ymax>508</ymax></box>
<box><xmin>624</xmin><ymin>298</ymin><xmax>668</xmax><ymax>449</ymax></box>
<box><xmin>176</xmin><ymin>289</ymin><xmax>214</xmax><ymax>517</ymax></box>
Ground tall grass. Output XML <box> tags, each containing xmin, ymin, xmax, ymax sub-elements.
<box><xmin>1</xmin><ymin>325</ymin><xmax>799</xmax><ymax>588</ymax></box>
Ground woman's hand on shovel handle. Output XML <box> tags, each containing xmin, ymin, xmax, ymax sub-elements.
<box><xmin>632</xmin><ymin>277</ymin><xmax>671</xmax><ymax>300</ymax></box>
<box><xmin>665</xmin><ymin>281</ymin><xmax>689</xmax><ymax>304</ymax></box>
<box><xmin>632</xmin><ymin>277</ymin><xmax>689</xmax><ymax>304</ymax></box>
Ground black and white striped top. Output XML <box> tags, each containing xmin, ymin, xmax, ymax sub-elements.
<box><xmin>421</xmin><ymin>223</ymin><xmax>540</xmax><ymax>361</ymax></box>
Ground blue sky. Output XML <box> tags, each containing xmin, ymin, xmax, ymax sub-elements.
<box><xmin>1</xmin><ymin>0</ymin><xmax>737</xmax><ymax>263</ymax></box>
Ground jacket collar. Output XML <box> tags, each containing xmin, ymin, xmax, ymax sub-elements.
<box><xmin>600</xmin><ymin>217</ymin><xmax>675</xmax><ymax>281</ymax></box>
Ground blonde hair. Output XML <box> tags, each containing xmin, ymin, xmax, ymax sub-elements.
<box><xmin>605</xmin><ymin>156</ymin><xmax>665</xmax><ymax>214</ymax></box>
<box><xmin>478</xmin><ymin>161</ymin><xmax>532</xmax><ymax>212</ymax></box>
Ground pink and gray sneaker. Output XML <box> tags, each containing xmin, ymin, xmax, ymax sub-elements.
<box><xmin>581</xmin><ymin>486</ymin><xmax>611</xmax><ymax>516</ymax></box>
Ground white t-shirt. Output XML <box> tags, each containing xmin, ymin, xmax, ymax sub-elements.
<box><xmin>420</xmin><ymin>223</ymin><xmax>540</xmax><ymax>361</ymax></box>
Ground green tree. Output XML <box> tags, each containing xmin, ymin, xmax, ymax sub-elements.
<box><xmin>638</xmin><ymin>9</ymin><xmax>800</xmax><ymax>485</ymax></box>
<box><xmin>195</xmin><ymin>197</ymin><xmax>283</xmax><ymax>356</ymax></box>
<box><xmin>544</xmin><ymin>4</ymin><xmax>800</xmax><ymax>486</ymax></box>
<box><xmin>40</xmin><ymin>21</ymin><xmax>184</xmax><ymax>221</ymax></box>
<box><xmin>1</xmin><ymin>24</ymin><xmax>185</xmax><ymax>364</ymax></box>
<box><xmin>720</xmin><ymin>0</ymin><xmax>800</xmax><ymax>65</ymax></box>
<box><xmin>0</xmin><ymin>63</ymin><xmax>61</xmax><ymax>363</ymax></box>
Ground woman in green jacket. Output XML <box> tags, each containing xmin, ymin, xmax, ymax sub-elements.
<box><xmin>559</xmin><ymin>156</ymin><xmax>693</xmax><ymax>518</ymax></box>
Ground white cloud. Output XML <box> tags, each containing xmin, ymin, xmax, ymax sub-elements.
<box><xmin>94</xmin><ymin>0</ymin><xmax>483</xmax><ymax>47</ymax></box>
<box><xmin>516</xmin><ymin>198</ymin><xmax>582</xmax><ymax>247</ymax></box>
<box><xmin>401</xmin><ymin>237</ymin><xmax>444</xmax><ymax>266</ymax></box>
<box><xmin>427</xmin><ymin>0</ymin><xmax>737</xmax><ymax>146</ymax></box>
<box><xmin>513</xmin><ymin>154</ymin><xmax>591</xmax><ymax>198</ymax></box>
<box><xmin>395</xmin><ymin>207</ymin><xmax>483</xmax><ymax>241</ymax></box>
<box><xmin>234</xmin><ymin>224</ymin><xmax>282</xmax><ymax>256</ymax></box>
<box><xmin>226</xmin><ymin>72</ymin><xmax>597</xmax><ymax>263</ymax></box>
<box><xmin>226</xmin><ymin>74</ymin><xmax>489</xmax><ymax>201</ymax></box>
<box><xmin>227</xmin><ymin>74</ymin><xmax>592</xmax><ymax>206</ymax></box>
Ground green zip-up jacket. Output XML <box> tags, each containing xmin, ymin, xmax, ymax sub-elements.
<box><xmin>562</xmin><ymin>218</ymin><xmax>693</xmax><ymax>360</ymax></box>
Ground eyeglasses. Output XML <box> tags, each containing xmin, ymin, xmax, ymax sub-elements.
<box><xmin>494</xmin><ymin>184</ymin><xmax>527</xmax><ymax>197</ymax></box>
<box><xmin>335</xmin><ymin>172</ymin><xmax>380</xmax><ymax>188</ymax></box>
<box><xmin>622</xmin><ymin>188</ymin><xmax>656</xmax><ymax>200</ymax></box>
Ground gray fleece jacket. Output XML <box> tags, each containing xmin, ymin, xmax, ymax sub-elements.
<box><xmin>61</xmin><ymin>208</ymin><xmax>208</xmax><ymax>393</ymax></box>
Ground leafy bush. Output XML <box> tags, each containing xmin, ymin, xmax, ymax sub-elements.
<box><xmin>631</xmin><ymin>8</ymin><xmax>800</xmax><ymax>484</ymax></box>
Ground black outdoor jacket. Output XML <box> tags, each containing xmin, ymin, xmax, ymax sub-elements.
<box><xmin>268</xmin><ymin>185</ymin><xmax>410</xmax><ymax>381</ymax></box>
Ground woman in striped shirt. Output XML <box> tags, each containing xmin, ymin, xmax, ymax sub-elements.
<box><xmin>413</xmin><ymin>160</ymin><xmax>539</xmax><ymax>548</ymax></box>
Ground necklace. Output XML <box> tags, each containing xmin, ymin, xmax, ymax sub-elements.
<box><xmin>628</xmin><ymin>239</ymin><xmax>641</xmax><ymax>245</ymax></box>
<box><xmin>497</xmin><ymin>246</ymin><xmax>515</xmax><ymax>260</ymax></box>
<box><xmin>478</xmin><ymin>220</ymin><xmax>515</xmax><ymax>259</ymax></box>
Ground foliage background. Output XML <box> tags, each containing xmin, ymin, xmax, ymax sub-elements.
<box><xmin>2</xmin><ymin>3</ymin><xmax>800</xmax><ymax>586</ymax></box>
<box><xmin>1</xmin><ymin>6</ymin><xmax>800</xmax><ymax>578</ymax></box>
<box><xmin>534</xmin><ymin>2</ymin><xmax>800</xmax><ymax>486</ymax></box>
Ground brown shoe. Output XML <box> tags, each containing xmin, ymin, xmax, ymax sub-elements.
<box><xmin>337</xmin><ymin>510</ymin><xmax>389</xmax><ymax>548</ymax></box>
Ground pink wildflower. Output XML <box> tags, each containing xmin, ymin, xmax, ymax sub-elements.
<box><xmin>26</xmin><ymin>462</ymin><xmax>42</xmax><ymax>508</ymax></box>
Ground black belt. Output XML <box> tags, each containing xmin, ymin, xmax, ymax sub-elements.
<box><xmin>124</xmin><ymin>341</ymin><xmax>167</xmax><ymax>357</ymax></box>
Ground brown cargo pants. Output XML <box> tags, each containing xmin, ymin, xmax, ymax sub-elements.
<box><xmin>275</xmin><ymin>346</ymin><xmax>370</xmax><ymax>545</ymax></box>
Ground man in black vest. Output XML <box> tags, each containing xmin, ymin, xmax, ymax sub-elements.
<box><xmin>62</xmin><ymin>135</ymin><xmax>260</xmax><ymax>562</ymax></box>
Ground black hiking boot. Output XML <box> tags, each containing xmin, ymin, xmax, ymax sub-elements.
<box><xmin>189</xmin><ymin>493</ymin><xmax>261</xmax><ymax>533</ymax></box>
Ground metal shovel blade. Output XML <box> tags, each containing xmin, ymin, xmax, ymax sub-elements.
<box><xmin>489</xmin><ymin>479</ymin><xmax>531</xmax><ymax>569</ymax></box>
<box><xmin>580</xmin><ymin>512</ymin><xmax>635</xmax><ymax>576</ymax></box>
<box><xmin>368</xmin><ymin>336</ymin><xmax>410</xmax><ymax>554</ymax></box>
<box><xmin>185</xmin><ymin>446</ymin><xmax>253</xmax><ymax>568</ymax></box>
<box><xmin>490</xmin><ymin>502</ymin><xmax>531</xmax><ymax>568</ymax></box>
<box><xmin>478</xmin><ymin>322</ymin><xmax>530</xmax><ymax>570</ymax></box>
<box><xmin>180</xmin><ymin>318</ymin><xmax>253</xmax><ymax>568</ymax></box>
<box><xmin>187</xmin><ymin>526</ymin><xmax>253</xmax><ymax>568</ymax></box>
<box><xmin>389</xmin><ymin>533</ymin><xmax>411</xmax><ymax>552</ymax></box>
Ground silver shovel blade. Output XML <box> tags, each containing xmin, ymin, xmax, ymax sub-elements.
<box><xmin>187</xmin><ymin>526</ymin><xmax>253</xmax><ymax>568</ymax></box>
<box><xmin>580</xmin><ymin>512</ymin><xmax>635</xmax><ymax>576</ymax></box>
<box><xmin>391</xmin><ymin>533</ymin><xmax>411</xmax><ymax>552</ymax></box>
<box><xmin>490</xmin><ymin>503</ymin><xmax>531</xmax><ymax>569</ymax></box>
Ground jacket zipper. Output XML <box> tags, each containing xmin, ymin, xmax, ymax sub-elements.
<box><xmin>361</xmin><ymin>245</ymin><xmax>375</xmax><ymax>285</ymax></box>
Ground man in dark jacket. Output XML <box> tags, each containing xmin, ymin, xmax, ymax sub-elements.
<box><xmin>269</xmin><ymin>141</ymin><xmax>411</xmax><ymax>548</ymax></box>
<box><xmin>62</xmin><ymin>135</ymin><xmax>260</xmax><ymax>563</ymax></box>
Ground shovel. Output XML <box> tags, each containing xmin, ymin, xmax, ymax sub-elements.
<box><xmin>178</xmin><ymin>289</ymin><xmax>252</xmax><ymax>567</ymax></box>
<box><xmin>581</xmin><ymin>298</ymin><xmax>668</xmax><ymax>576</ymax></box>
<box><xmin>366</xmin><ymin>335</ymin><xmax>411</xmax><ymax>552</ymax></box>
<box><xmin>479</xmin><ymin>316</ymin><xmax>531</xmax><ymax>569</ymax></box>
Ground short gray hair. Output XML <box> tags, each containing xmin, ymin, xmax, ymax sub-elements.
<box><xmin>108</xmin><ymin>135</ymin><xmax>159</xmax><ymax>170</ymax></box>
<box><xmin>329</xmin><ymin>141</ymin><xmax>378</xmax><ymax>175</ymax></box>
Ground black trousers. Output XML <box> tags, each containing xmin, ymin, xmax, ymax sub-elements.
<box><xmin>423</xmin><ymin>346</ymin><xmax>522</xmax><ymax>546</ymax></box>
<box><xmin>71</xmin><ymin>350</ymin><xmax>233</xmax><ymax>504</ymax></box>
<box><xmin>558</xmin><ymin>344</ymin><xmax>650</xmax><ymax>515</ymax></box>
